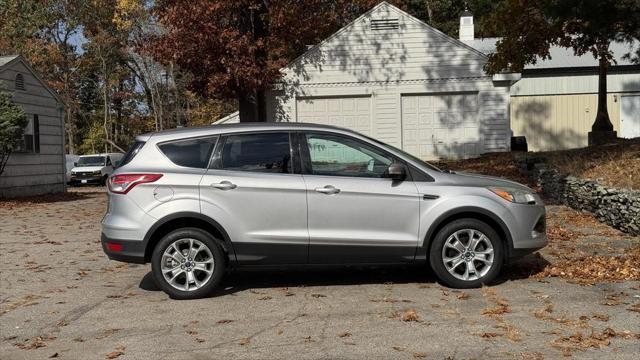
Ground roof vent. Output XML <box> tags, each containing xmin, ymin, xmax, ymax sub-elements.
<box><xmin>15</xmin><ymin>73</ymin><xmax>25</xmax><ymax>90</ymax></box>
<box><xmin>371</xmin><ymin>18</ymin><xmax>399</xmax><ymax>30</ymax></box>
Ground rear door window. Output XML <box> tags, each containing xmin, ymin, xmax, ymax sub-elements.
<box><xmin>158</xmin><ymin>137</ymin><xmax>218</xmax><ymax>168</ymax></box>
<box><xmin>219</xmin><ymin>133</ymin><xmax>292</xmax><ymax>174</ymax></box>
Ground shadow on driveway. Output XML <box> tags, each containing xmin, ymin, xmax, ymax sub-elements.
<box><xmin>138</xmin><ymin>253</ymin><xmax>550</xmax><ymax>297</ymax></box>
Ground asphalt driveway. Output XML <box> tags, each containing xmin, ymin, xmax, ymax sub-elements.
<box><xmin>1</xmin><ymin>188</ymin><xmax>638</xmax><ymax>359</ymax></box>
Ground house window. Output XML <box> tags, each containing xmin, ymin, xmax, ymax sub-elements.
<box><xmin>18</xmin><ymin>115</ymin><xmax>40</xmax><ymax>153</ymax></box>
<box><xmin>15</xmin><ymin>73</ymin><xmax>25</xmax><ymax>90</ymax></box>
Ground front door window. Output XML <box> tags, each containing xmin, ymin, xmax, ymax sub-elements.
<box><xmin>305</xmin><ymin>133</ymin><xmax>393</xmax><ymax>178</ymax></box>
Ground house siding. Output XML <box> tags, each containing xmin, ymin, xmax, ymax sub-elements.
<box><xmin>509</xmin><ymin>71</ymin><xmax>640</xmax><ymax>151</ymax></box>
<box><xmin>0</xmin><ymin>58</ymin><xmax>65</xmax><ymax>199</ymax></box>
<box><xmin>511</xmin><ymin>93</ymin><xmax>628</xmax><ymax>151</ymax></box>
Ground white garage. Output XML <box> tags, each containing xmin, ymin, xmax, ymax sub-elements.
<box><xmin>219</xmin><ymin>2</ymin><xmax>513</xmax><ymax>160</ymax></box>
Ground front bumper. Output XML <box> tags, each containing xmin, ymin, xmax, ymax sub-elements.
<box><xmin>101</xmin><ymin>233</ymin><xmax>146</xmax><ymax>264</ymax></box>
<box><xmin>506</xmin><ymin>202</ymin><xmax>548</xmax><ymax>259</ymax></box>
<box><xmin>70</xmin><ymin>175</ymin><xmax>102</xmax><ymax>185</ymax></box>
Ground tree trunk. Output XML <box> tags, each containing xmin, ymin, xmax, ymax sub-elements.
<box><xmin>66</xmin><ymin>110</ymin><xmax>75</xmax><ymax>155</ymax></box>
<box><xmin>238</xmin><ymin>92</ymin><xmax>258</xmax><ymax>122</ymax></box>
<box><xmin>237</xmin><ymin>1</ymin><xmax>270</xmax><ymax>123</ymax></box>
<box><xmin>592</xmin><ymin>56</ymin><xmax>614</xmax><ymax>132</ymax></box>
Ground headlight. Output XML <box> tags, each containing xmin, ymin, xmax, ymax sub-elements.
<box><xmin>92</xmin><ymin>170</ymin><xmax>102</xmax><ymax>175</ymax></box>
<box><xmin>488</xmin><ymin>187</ymin><xmax>537</xmax><ymax>204</ymax></box>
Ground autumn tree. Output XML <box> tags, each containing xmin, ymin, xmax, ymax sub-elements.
<box><xmin>406</xmin><ymin>0</ymin><xmax>503</xmax><ymax>38</ymax></box>
<box><xmin>152</xmin><ymin>0</ymin><xmax>400</xmax><ymax>123</ymax></box>
<box><xmin>485</xmin><ymin>0</ymin><xmax>640</xmax><ymax>145</ymax></box>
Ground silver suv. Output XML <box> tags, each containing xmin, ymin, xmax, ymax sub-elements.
<box><xmin>102</xmin><ymin>123</ymin><xmax>547</xmax><ymax>299</ymax></box>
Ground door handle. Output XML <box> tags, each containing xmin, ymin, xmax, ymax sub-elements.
<box><xmin>211</xmin><ymin>181</ymin><xmax>237</xmax><ymax>190</ymax></box>
<box><xmin>315</xmin><ymin>185</ymin><xmax>340</xmax><ymax>195</ymax></box>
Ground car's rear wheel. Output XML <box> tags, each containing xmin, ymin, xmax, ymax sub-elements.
<box><xmin>429</xmin><ymin>218</ymin><xmax>503</xmax><ymax>288</ymax></box>
<box><xmin>151</xmin><ymin>228</ymin><xmax>226</xmax><ymax>299</ymax></box>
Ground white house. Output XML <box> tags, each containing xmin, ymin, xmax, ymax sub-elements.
<box><xmin>0</xmin><ymin>55</ymin><xmax>66</xmax><ymax>198</ymax></box>
<box><xmin>217</xmin><ymin>1</ymin><xmax>640</xmax><ymax>156</ymax></box>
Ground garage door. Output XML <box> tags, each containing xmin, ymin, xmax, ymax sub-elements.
<box><xmin>296</xmin><ymin>96</ymin><xmax>372</xmax><ymax>135</ymax></box>
<box><xmin>402</xmin><ymin>93</ymin><xmax>480</xmax><ymax>159</ymax></box>
<box><xmin>620</xmin><ymin>95</ymin><xmax>640</xmax><ymax>139</ymax></box>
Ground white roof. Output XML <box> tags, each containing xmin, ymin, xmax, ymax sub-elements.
<box><xmin>464</xmin><ymin>38</ymin><xmax>639</xmax><ymax>70</ymax></box>
<box><xmin>213</xmin><ymin>111</ymin><xmax>239</xmax><ymax>124</ymax></box>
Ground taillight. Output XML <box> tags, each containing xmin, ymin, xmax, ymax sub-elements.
<box><xmin>108</xmin><ymin>174</ymin><xmax>163</xmax><ymax>194</ymax></box>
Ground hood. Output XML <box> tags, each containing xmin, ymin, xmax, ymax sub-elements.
<box><xmin>71</xmin><ymin>166</ymin><xmax>103</xmax><ymax>173</ymax></box>
<box><xmin>439</xmin><ymin>171</ymin><xmax>532</xmax><ymax>192</ymax></box>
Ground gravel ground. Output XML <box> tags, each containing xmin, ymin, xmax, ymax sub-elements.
<box><xmin>1</xmin><ymin>187</ymin><xmax>639</xmax><ymax>359</ymax></box>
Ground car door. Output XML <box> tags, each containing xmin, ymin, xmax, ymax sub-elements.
<box><xmin>199</xmin><ymin>131</ymin><xmax>308</xmax><ymax>265</ymax></box>
<box><xmin>300</xmin><ymin>132</ymin><xmax>421</xmax><ymax>264</ymax></box>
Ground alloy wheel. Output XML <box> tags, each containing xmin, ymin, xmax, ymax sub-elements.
<box><xmin>161</xmin><ymin>238</ymin><xmax>215</xmax><ymax>291</ymax></box>
<box><xmin>441</xmin><ymin>229</ymin><xmax>494</xmax><ymax>281</ymax></box>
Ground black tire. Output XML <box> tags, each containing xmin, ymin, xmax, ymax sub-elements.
<box><xmin>429</xmin><ymin>218</ymin><xmax>503</xmax><ymax>289</ymax></box>
<box><xmin>151</xmin><ymin>228</ymin><xmax>226</xmax><ymax>299</ymax></box>
<box><xmin>100</xmin><ymin>175</ymin><xmax>108</xmax><ymax>186</ymax></box>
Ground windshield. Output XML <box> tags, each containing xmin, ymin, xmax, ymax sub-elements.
<box><xmin>77</xmin><ymin>156</ymin><xmax>106</xmax><ymax>167</ymax></box>
<box><xmin>363</xmin><ymin>135</ymin><xmax>442</xmax><ymax>172</ymax></box>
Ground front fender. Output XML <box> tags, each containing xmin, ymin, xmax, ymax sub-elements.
<box><xmin>419</xmin><ymin>194</ymin><xmax>515</xmax><ymax>250</ymax></box>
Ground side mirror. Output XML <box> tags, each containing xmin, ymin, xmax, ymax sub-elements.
<box><xmin>387</xmin><ymin>163</ymin><xmax>407</xmax><ymax>181</ymax></box>
<box><xmin>73</xmin><ymin>162</ymin><xmax>77</xmax><ymax>167</ymax></box>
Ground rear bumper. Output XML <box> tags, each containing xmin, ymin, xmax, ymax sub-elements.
<box><xmin>101</xmin><ymin>233</ymin><xmax>146</xmax><ymax>264</ymax></box>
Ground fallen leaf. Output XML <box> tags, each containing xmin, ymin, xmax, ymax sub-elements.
<box><xmin>401</xmin><ymin>310</ymin><xmax>419</xmax><ymax>322</ymax></box>
<box><xmin>479</xmin><ymin>332</ymin><xmax>502</xmax><ymax>338</ymax></box>
<box><xmin>105</xmin><ymin>345</ymin><xmax>125</xmax><ymax>359</ymax></box>
<box><xmin>592</xmin><ymin>313</ymin><xmax>610</xmax><ymax>321</ymax></box>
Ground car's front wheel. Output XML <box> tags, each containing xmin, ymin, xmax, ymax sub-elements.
<box><xmin>151</xmin><ymin>228</ymin><xmax>226</xmax><ymax>299</ymax></box>
<box><xmin>429</xmin><ymin>218</ymin><xmax>503</xmax><ymax>288</ymax></box>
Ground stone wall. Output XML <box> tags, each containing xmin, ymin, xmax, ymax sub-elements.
<box><xmin>532</xmin><ymin>163</ymin><xmax>640</xmax><ymax>236</ymax></box>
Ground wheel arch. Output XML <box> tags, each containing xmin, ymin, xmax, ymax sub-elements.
<box><xmin>143</xmin><ymin>212</ymin><xmax>236</xmax><ymax>263</ymax></box>
<box><xmin>422</xmin><ymin>207</ymin><xmax>514</xmax><ymax>262</ymax></box>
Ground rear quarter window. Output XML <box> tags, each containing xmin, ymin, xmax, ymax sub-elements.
<box><xmin>119</xmin><ymin>141</ymin><xmax>146</xmax><ymax>167</ymax></box>
<box><xmin>158</xmin><ymin>137</ymin><xmax>218</xmax><ymax>168</ymax></box>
